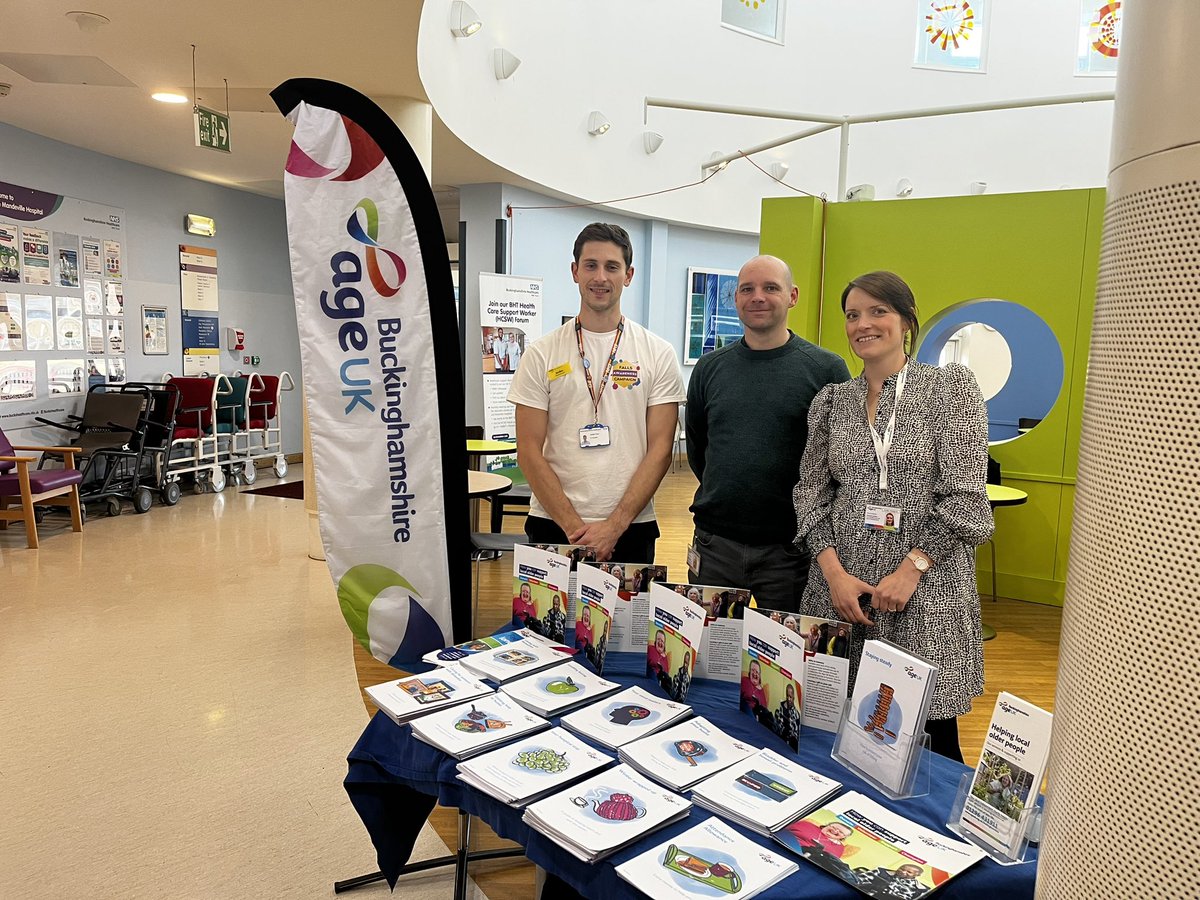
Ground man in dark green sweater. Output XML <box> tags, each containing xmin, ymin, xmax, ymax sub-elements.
<box><xmin>686</xmin><ymin>255</ymin><xmax>851</xmax><ymax>611</ymax></box>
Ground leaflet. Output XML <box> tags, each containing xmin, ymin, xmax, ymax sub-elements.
<box><xmin>602</xmin><ymin>561</ymin><xmax>666</xmax><ymax>653</ymax></box>
<box><xmin>572</xmin><ymin>562</ymin><xmax>619</xmax><ymax>674</ymax></box>
<box><xmin>420</xmin><ymin>627</ymin><xmax>552</xmax><ymax>666</ymax></box>
<box><xmin>459</xmin><ymin>636</ymin><xmax>573</xmax><ymax>684</ymax></box>
<box><xmin>500</xmin><ymin>661</ymin><xmax>622</xmax><ymax>717</ymax></box>
<box><xmin>512</xmin><ymin>543</ymin><xmax>571</xmax><ymax>642</ymax></box>
<box><xmin>956</xmin><ymin>692</ymin><xmax>1053</xmax><ymax>856</ymax></box>
<box><xmin>522</xmin><ymin>542</ymin><xmax>597</xmax><ymax>623</ymax></box>
<box><xmin>618</xmin><ymin>715</ymin><xmax>757</xmax><ymax>792</ymax></box>
<box><xmin>646</xmin><ymin>583</ymin><xmax>706</xmax><ymax>702</ymax></box>
<box><xmin>616</xmin><ymin>816</ymin><xmax>798</xmax><ymax>900</ymax></box>
<box><xmin>739</xmin><ymin>608</ymin><xmax>806</xmax><ymax>751</ymax></box>
<box><xmin>776</xmin><ymin>791</ymin><xmax>985</xmax><ymax>898</ymax></box>
<box><xmin>456</xmin><ymin>726</ymin><xmax>614</xmax><ymax>806</ymax></box>
<box><xmin>663</xmin><ymin>582</ymin><xmax>749</xmax><ymax>683</ymax></box>
<box><xmin>364</xmin><ymin>667</ymin><xmax>494</xmax><ymax>726</ymax></box>
<box><xmin>410</xmin><ymin>690</ymin><xmax>550</xmax><ymax>760</ymax></box>
<box><xmin>691</xmin><ymin>747</ymin><xmax>843</xmax><ymax>835</ymax></box>
<box><xmin>560</xmin><ymin>685</ymin><xmax>692</xmax><ymax>750</ymax></box>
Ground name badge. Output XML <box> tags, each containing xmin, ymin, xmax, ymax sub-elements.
<box><xmin>579</xmin><ymin>423</ymin><xmax>611</xmax><ymax>449</ymax></box>
<box><xmin>547</xmin><ymin>362</ymin><xmax>572</xmax><ymax>381</ymax></box>
<box><xmin>864</xmin><ymin>504</ymin><xmax>902</xmax><ymax>532</ymax></box>
<box><xmin>686</xmin><ymin>544</ymin><xmax>701</xmax><ymax>577</ymax></box>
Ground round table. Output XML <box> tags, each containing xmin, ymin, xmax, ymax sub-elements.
<box><xmin>467</xmin><ymin>470</ymin><xmax>512</xmax><ymax>499</ymax></box>
<box><xmin>466</xmin><ymin>439</ymin><xmax>516</xmax><ymax>458</ymax></box>
<box><xmin>981</xmin><ymin>484</ymin><xmax>1029</xmax><ymax>642</ymax></box>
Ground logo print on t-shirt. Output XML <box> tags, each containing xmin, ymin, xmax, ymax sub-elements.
<box><xmin>609</xmin><ymin>360</ymin><xmax>641</xmax><ymax>390</ymax></box>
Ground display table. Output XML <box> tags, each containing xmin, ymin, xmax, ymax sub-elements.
<box><xmin>344</xmin><ymin>640</ymin><xmax>1038</xmax><ymax>898</ymax></box>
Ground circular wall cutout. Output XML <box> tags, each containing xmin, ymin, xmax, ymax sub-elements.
<box><xmin>916</xmin><ymin>299</ymin><xmax>1063</xmax><ymax>443</ymax></box>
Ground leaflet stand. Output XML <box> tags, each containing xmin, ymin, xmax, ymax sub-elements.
<box><xmin>831</xmin><ymin>699</ymin><xmax>930</xmax><ymax>800</ymax></box>
<box><xmin>945</xmin><ymin>772</ymin><xmax>1043</xmax><ymax>866</ymax></box>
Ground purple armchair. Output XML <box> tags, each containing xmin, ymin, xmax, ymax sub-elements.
<box><xmin>0</xmin><ymin>426</ymin><xmax>84</xmax><ymax>549</ymax></box>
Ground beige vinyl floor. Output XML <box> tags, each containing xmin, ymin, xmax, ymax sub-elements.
<box><xmin>0</xmin><ymin>475</ymin><xmax>485</xmax><ymax>900</ymax></box>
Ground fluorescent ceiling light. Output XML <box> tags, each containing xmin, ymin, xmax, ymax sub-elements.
<box><xmin>588</xmin><ymin>111</ymin><xmax>610</xmax><ymax>136</ymax></box>
<box><xmin>152</xmin><ymin>92</ymin><xmax>189</xmax><ymax>104</ymax></box>
<box><xmin>185</xmin><ymin>214</ymin><xmax>216</xmax><ymax>237</ymax></box>
<box><xmin>449</xmin><ymin>1</ymin><xmax>482</xmax><ymax>37</ymax></box>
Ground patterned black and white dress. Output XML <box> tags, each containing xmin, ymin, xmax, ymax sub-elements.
<box><xmin>793</xmin><ymin>361</ymin><xmax>993</xmax><ymax>720</ymax></box>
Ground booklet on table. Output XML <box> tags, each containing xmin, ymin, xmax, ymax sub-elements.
<box><xmin>409</xmin><ymin>691</ymin><xmax>550</xmax><ymax>760</ymax></box>
<box><xmin>459</xmin><ymin>635</ymin><xmax>574</xmax><ymax>684</ymax></box>
<box><xmin>572</xmin><ymin>563</ymin><xmax>620</xmax><ymax>675</ymax></box>
<box><xmin>456</xmin><ymin>726</ymin><xmax>614</xmax><ymax>807</ymax></box>
<box><xmin>512</xmin><ymin>543</ymin><xmax>572</xmax><ymax>643</ymax></box>
<box><xmin>739</xmin><ymin>608</ymin><xmax>806</xmax><ymax>752</ymax></box>
<box><xmin>500</xmin><ymin>660</ymin><xmax>622</xmax><ymax>717</ymax></box>
<box><xmin>618</xmin><ymin>716</ymin><xmax>757</xmax><ymax>792</ymax></box>
<box><xmin>690</xmin><ymin>747</ymin><xmax>843</xmax><ymax>836</ymax></box>
<box><xmin>522</xmin><ymin>763</ymin><xmax>692</xmax><ymax>863</ymax></box>
<box><xmin>560</xmin><ymin>685</ymin><xmax>692</xmax><ymax>750</ymax></box>
<box><xmin>615</xmin><ymin>816</ymin><xmax>798</xmax><ymax>900</ymax></box>
<box><xmin>646</xmin><ymin>582</ymin><xmax>706</xmax><ymax>702</ymax></box>
<box><xmin>364</xmin><ymin>667</ymin><xmax>494</xmax><ymax>726</ymax></box>
<box><xmin>420</xmin><ymin>627</ymin><xmax>555</xmax><ymax>666</ymax></box>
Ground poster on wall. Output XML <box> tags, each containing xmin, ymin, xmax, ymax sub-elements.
<box><xmin>106</xmin><ymin>357</ymin><xmax>126</xmax><ymax>384</ymax></box>
<box><xmin>0</xmin><ymin>224</ymin><xmax>19</xmax><ymax>283</ymax></box>
<box><xmin>0</xmin><ymin>359</ymin><xmax>36</xmax><ymax>401</ymax></box>
<box><xmin>0</xmin><ymin>294</ymin><xmax>23</xmax><ymax>351</ymax></box>
<box><xmin>103</xmin><ymin>239</ymin><xmax>122</xmax><ymax>279</ymax></box>
<box><xmin>105</xmin><ymin>282</ymin><xmax>124</xmax><ymax>316</ymax></box>
<box><xmin>86</xmin><ymin>318</ymin><xmax>104</xmax><ymax>355</ymax></box>
<box><xmin>179</xmin><ymin>245</ymin><xmax>218</xmax><ymax>311</ymax></box>
<box><xmin>83</xmin><ymin>278</ymin><xmax>102</xmax><ymax>315</ymax></box>
<box><xmin>720</xmin><ymin>0</ymin><xmax>786</xmax><ymax>43</ymax></box>
<box><xmin>106</xmin><ymin>318</ymin><xmax>124</xmax><ymax>354</ymax></box>
<box><xmin>55</xmin><ymin>296</ymin><xmax>83</xmax><ymax>350</ymax></box>
<box><xmin>685</xmin><ymin>267</ymin><xmax>742</xmax><ymax>365</ymax></box>
<box><xmin>48</xmin><ymin>359</ymin><xmax>84</xmax><ymax>395</ymax></box>
<box><xmin>23</xmin><ymin>295</ymin><xmax>53</xmax><ymax>350</ymax></box>
<box><xmin>913</xmin><ymin>0</ymin><xmax>989</xmax><ymax>73</ymax></box>
<box><xmin>1077</xmin><ymin>0</ymin><xmax>1120</xmax><ymax>76</ymax></box>
<box><xmin>54</xmin><ymin>232</ymin><xmax>80</xmax><ymax>287</ymax></box>
<box><xmin>82</xmin><ymin>237</ymin><xmax>102</xmax><ymax>278</ymax></box>
<box><xmin>142</xmin><ymin>305</ymin><xmax>168</xmax><ymax>355</ymax></box>
<box><xmin>479</xmin><ymin>271</ymin><xmax>542</xmax><ymax>467</ymax></box>
<box><xmin>181</xmin><ymin>311</ymin><xmax>219</xmax><ymax>376</ymax></box>
<box><xmin>22</xmin><ymin>226</ymin><xmax>51</xmax><ymax>285</ymax></box>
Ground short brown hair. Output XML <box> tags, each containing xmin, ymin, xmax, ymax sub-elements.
<box><xmin>573</xmin><ymin>223</ymin><xmax>633</xmax><ymax>268</ymax></box>
<box><xmin>841</xmin><ymin>271</ymin><xmax>920</xmax><ymax>346</ymax></box>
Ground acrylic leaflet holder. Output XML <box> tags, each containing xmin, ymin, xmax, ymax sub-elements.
<box><xmin>831</xmin><ymin>699</ymin><xmax>930</xmax><ymax>800</ymax></box>
<box><xmin>945</xmin><ymin>772</ymin><xmax>1043</xmax><ymax>866</ymax></box>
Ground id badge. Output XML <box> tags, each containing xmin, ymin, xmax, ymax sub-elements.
<box><xmin>579</xmin><ymin>423</ymin><xmax>611</xmax><ymax>449</ymax></box>
<box><xmin>686</xmin><ymin>543</ymin><xmax>701</xmax><ymax>578</ymax></box>
<box><xmin>864</xmin><ymin>504</ymin><xmax>902</xmax><ymax>532</ymax></box>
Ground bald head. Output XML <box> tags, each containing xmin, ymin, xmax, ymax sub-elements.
<box><xmin>735</xmin><ymin>255</ymin><xmax>798</xmax><ymax>350</ymax></box>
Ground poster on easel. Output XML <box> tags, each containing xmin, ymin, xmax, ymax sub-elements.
<box><xmin>479</xmin><ymin>272</ymin><xmax>542</xmax><ymax>470</ymax></box>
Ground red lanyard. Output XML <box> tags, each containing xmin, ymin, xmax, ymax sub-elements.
<box><xmin>575</xmin><ymin>317</ymin><xmax>624</xmax><ymax>424</ymax></box>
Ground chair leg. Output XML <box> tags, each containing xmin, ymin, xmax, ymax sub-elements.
<box><xmin>0</xmin><ymin>497</ymin><xmax>7</xmax><ymax>530</ymax></box>
<box><xmin>490</xmin><ymin>497</ymin><xmax>503</xmax><ymax>533</ymax></box>
<box><xmin>21</xmin><ymin>495</ymin><xmax>38</xmax><ymax>549</ymax></box>
<box><xmin>69</xmin><ymin>487</ymin><xmax>84</xmax><ymax>533</ymax></box>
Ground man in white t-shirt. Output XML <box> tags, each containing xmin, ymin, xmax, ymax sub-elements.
<box><xmin>508</xmin><ymin>223</ymin><xmax>685</xmax><ymax>562</ymax></box>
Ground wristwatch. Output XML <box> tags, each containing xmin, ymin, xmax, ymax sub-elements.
<box><xmin>906</xmin><ymin>550</ymin><xmax>931</xmax><ymax>573</ymax></box>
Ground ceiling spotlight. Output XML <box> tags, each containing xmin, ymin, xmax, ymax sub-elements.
<box><xmin>896</xmin><ymin>178</ymin><xmax>914</xmax><ymax>198</ymax></box>
<box><xmin>643</xmin><ymin>131</ymin><xmax>664</xmax><ymax>155</ymax></box>
<box><xmin>969</xmin><ymin>181</ymin><xmax>989</xmax><ymax>195</ymax></box>
<box><xmin>587</xmin><ymin>111</ymin><xmax>611</xmax><ymax>136</ymax></box>
<box><xmin>152</xmin><ymin>92</ymin><xmax>190</xmax><ymax>104</ymax></box>
<box><xmin>703</xmin><ymin>151</ymin><xmax>729</xmax><ymax>175</ymax></box>
<box><xmin>769</xmin><ymin>161</ymin><xmax>789</xmax><ymax>180</ymax></box>
<box><xmin>493</xmin><ymin>48</ymin><xmax>520</xmax><ymax>80</ymax></box>
<box><xmin>449</xmin><ymin>1</ymin><xmax>482</xmax><ymax>37</ymax></box>
<box><xmin>65</xmin><ymin>10</ymin><xmax>110</xmax><ymax>33</ymax></box>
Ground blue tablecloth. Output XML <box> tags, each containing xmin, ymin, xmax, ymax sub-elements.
<box><xmin>344</xmin><ymin>640</ymin><xmax>1037</xmax><ymax>898</ymax></box>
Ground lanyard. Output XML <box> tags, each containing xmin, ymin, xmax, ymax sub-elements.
<box><xmin>868</xmin><ymin>364</ymin><xmax>908</xmax><ymax>492</ymax></box>
<box><xmin>575</xmin><ymin>317</ymin><xmax>624</xmax><ymax>424</ymax></box>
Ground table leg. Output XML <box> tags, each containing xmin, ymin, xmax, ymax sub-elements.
<box><xmin>455</xmin><ymin>810</ymin><xmax>473</xmax><ymax>900</ymax></box>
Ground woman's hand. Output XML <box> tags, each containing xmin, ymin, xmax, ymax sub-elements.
<box><xmin>871</xmin><ymin>563</ymin><xmax>921</xmax><ymax>615</ymax></box>
<box><xmin>817</xmin><ymin>549</ymin><xmax>875</xmax><ymax>625</ymax></box>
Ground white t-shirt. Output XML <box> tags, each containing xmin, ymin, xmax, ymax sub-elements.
<box><xmin>508</xmin><ymin>318</ymin><xmax>685</xmax><ymax>524</ymax></box>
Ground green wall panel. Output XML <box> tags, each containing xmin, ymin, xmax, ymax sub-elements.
<box><xmin>761</xmin><ymin>196</ymin><xmax>824</xmax><ymax>343</ymax></box>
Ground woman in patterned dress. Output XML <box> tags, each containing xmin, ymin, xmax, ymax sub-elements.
<box><xmin>793</xmin><ymin>271</ymin><xmax>993</xmax><ymax>761</ymax></box>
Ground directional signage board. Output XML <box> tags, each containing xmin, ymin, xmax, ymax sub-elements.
<box><xmin>193</xmin><ymin>106</ymin><xmax>231</xmax><ymax>153</ymax></box>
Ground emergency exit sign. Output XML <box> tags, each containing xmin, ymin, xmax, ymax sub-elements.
<box><xmin>194</xmin><ymin>106</ymin><xmax>231</xmax><ymax>153</ymax></box>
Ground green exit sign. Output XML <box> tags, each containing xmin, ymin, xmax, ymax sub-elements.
<box><xmin>193</xmin><ymin>106</ymin><xmax>231</xmax><ymax>153</ymax></box>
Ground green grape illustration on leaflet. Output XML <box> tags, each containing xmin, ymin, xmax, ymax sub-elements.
<box><xmin>513</xmin><ymin>748</ymin><xmax>570</xmax><ymax>774</ymax></box>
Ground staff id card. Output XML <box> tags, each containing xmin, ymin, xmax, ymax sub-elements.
<box><xmin>579</xmin><ymin>423</ymin><xmax>611</xmax><ymax>449</ymax></box>
<box><xmin>863</xmin><ymin>504</ymin><xmax>902</xmax><ymax>532</ymax></box>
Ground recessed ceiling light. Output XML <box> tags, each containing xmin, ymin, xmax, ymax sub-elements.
<box><xmin>65</xmin><ymin>11</ymin><xmax>110</xmax><ymax>33</ymax></box>
<box><xmin>152</xmin><ymin>92</ymin><xmax>189</xmax><ymax>104</ymax></box>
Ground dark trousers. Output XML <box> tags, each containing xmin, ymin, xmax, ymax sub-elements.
<box><xmin>924</xmin><ymin>716</ymin><xmax>964</xmax><ymax>763</ymax></box>
<box><xmin>525</xmin><ymin>515</ymin><xmax>661</xmax><ymax>564</ymax></box>
<box><xmin>690</xmin><ymin>526</ymin><xmax>810</xmax><ymax>612</ymax></box>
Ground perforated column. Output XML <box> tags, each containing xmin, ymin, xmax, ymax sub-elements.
<box><xmin>1037</xmin><ymin>2</ymin><xmax>1200</xmax><ymax>896</ymax></box>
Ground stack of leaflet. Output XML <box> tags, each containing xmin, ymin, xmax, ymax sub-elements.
<box><xmin>616</xmin><ymin>817</ymin><xmax>798</xmax><ymax>900</ymax></box>
<box><xmin>410</xmin><ymin>691</ymin><xmax>550</xmax><ymax>760</ymax></box>
<box><xmin>775</xmin><ymin>792</ymin><xmax>986</xmax><ymax>898</ymax></box>
<box><xmin>500</xmin><ymin>661</ymin><xmax>622</xmax><ymax>717</ymax></box>
<box><xmin>420</xmin><ymin>627</ymin><xmax>553</xmax><ymax>666</ymax></box>
<box><xmin>456</xmin><ymin>727</ymin><xmax>614</xmax><ymax>806</ymax></box>
<box><xmin>560</xmin><ymin>685</ymin><xmax>691</xmax><ymax>750</ymax></box>
<box><xmin>618</xmin><ymin>717</ymin><xmax>757</xmax><ymax>792</ymax></box>
<box><xmin>522</xmin><ymin>764</ymin><xmax>692</xmax><ymax>863</ymax></box>
<box><xmin>364</xmin><ymin>667</ymin><xmax>493</xmax><ymax>727</ymax></box>
<box><xmin>459</xmin><ymin>637</ymin><xmax>573</xmax><ymax>684</ymax></box>
<box><xmin>691</xmin><ymin>748</ymin><xmax>843</xmax><ymax>836</ymax></box>
<box><xmin>835</xmin><ymin>639</ymin><xmax>939</xmax><ymax>795</ymax></box>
